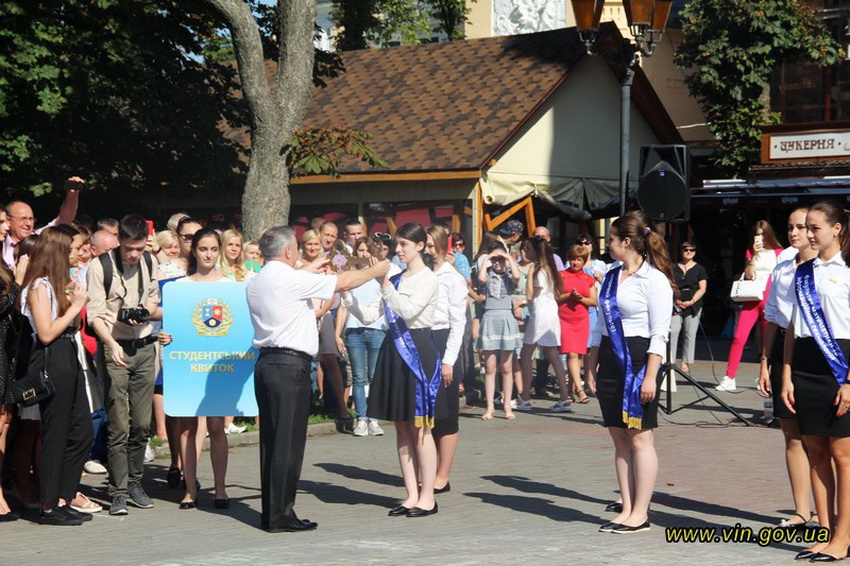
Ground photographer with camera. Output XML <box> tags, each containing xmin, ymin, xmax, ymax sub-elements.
<box><xmin>86</xmin><ymin>214</ymin><xmax>161</xmax><ymax>515</ymax></box>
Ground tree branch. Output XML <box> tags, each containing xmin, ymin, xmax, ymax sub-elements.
<box><xmin>204</xmin><ymin>0</ymin><xmax>275</xmax><ymax>129</ymax></box>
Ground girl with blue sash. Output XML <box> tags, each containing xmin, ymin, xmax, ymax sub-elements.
<box><xmin>586</xmin><ymin>212</ymin><xmax>674</xmax><ymax>534</ymax></box>
<box><xmin>342</xmin><ymin>223</ymin><xmax>443</xmax><ymax>518</ymax></box>
<box><xmin>756</xmin><ymin>208</ymin><xmax>818</xmax><ymax>531</ymax></box>
<box><xmin>781</xmin><ymin>201</ymin><xmax>850</xmax><ymax>561</ymax></box>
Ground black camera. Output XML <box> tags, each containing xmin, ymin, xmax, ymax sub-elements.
<box><xmin>118</xmin><ymin>306</ymin><xmax>151</xmax><ymax>324</ymax></box>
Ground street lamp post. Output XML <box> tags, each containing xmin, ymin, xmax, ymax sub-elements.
<box><xmin>570</xmin><ymin>0</ymin><xmax>674</xmax><ymax>217</ymax></box>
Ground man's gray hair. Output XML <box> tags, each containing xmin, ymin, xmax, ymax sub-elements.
<box><xmin>259</xmin><ymin>226</ymin><xmax>296</xmax><ymax>259</ymax></box>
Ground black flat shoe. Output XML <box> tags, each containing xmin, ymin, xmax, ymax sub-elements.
<box><xmin>406</xmin><ymin>503</ymin><xmax>438</xmax><ymax>518</ymax></box>
<box><xmin>598</xmin><ymin>521</ymin><xmax>620</xmax><ymax>533</ymax></box>
<box><xmin>809</xmin><ymin>552</ymin><xmax>842</xmax><ymax>562</ymax></box>
<box><xmin>166</xmin><ymin>468</ymin><xmax>182</xmax><ymax>489</ymax></box>
<box><xmin>0</xmin><ymin>512</ymin><xmax>19</xmax><ymax>522</ymax></box>
<box><xmin>611</xmin><ymin>520</ymin><xmax>651</xmax><ymax>534</ymax></box>
<box><xmin>795</xmin><ymin>550</ymin><xmax>816</xmax><ymax>560</ymax></box>
<box><xmin>179</xmin><ymin>500</ymin><xmax>196</xmax><ymax>510</ymax></box>
<box><xmin>605</xmin><ymin>501</ymin><xmax>623</xmax><ymax>513</ymax></box>
<box><xmin>388</xmin><ymin>505</ymin><xmax>412</xmax><ymax>517</ymax></box>
<box><xmin>214</xmin><ymin>498</ymin><xmax>229</xmax><ymax>509</ymax></box>
<box><xmin>434</xmin><ymin>482</ymin><xmax>451</xmax><ymax>494</ymax></box>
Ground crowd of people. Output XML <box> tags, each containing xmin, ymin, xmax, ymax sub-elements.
<box><xmin>2</xmin><ymin>177</ymin><xmax>850</xmax><ymax>558</ymax></box>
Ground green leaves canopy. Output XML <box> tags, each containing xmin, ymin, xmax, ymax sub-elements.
<box><xmin>676</xmin><ymin>0</ymin><xmax>843</xmax><ymax>176</ymax></box>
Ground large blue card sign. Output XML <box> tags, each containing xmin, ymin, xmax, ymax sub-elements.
<box><xmin>162</xmin><ymin>281</ymin><xmax>259</xmax><ymax>417</ymax></box>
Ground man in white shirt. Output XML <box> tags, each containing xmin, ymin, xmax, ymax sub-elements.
<box><xmin>3</xmin><ymin>176</ymin><xmax>82</xmax><ymax>269</ymax></box>
<box><xmin>246</xmin><ymin>226</ymin><xmax>390</xmax><ymax>533</ymax></box>
<box><xmin>342</xmin><ymin>218</ymin><xmax>364</xmax><ymax>253</ymax></box>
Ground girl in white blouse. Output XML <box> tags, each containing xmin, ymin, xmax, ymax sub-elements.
<box><xmin>781</xmin><ymin>202</ymin><xmax>850</xmax><ymax>561</ymax></box>
<box><xmin>343</xmin><ymin>222</ymin><xmax>442</xmax><ymax>518</ymax></box>
<box><xmin>425</xmin><ymin>224</ymin><xmax>468</xmax><ymax>495</ymax></box>
<box><xmin>587</xmin><ymin>212</ymin><xmax>674</xmax><ymax>535</ymax></box>
<box><xmin>757</xmin><ymin>208</ymin><xmax>817</xmax><ymax>530</ymax></box>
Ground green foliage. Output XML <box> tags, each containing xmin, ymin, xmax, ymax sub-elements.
<box><xmin>676</xmin><ymin>0</ymin><xmax>843</xmax><ymax>176</ymax></box>
<box><xmin>0</xmin><ymin>0</ymin><xmax>248</xmax><ymax>211</ymax></box>
<box><xmin>333</xmin><ymin>0</ymin><xmax>473</xmax><ymax>50</ymax></box>
<box><xmin>285</xmin><ymin>126</ymin><xmax>388</xmax><ymax>177</ymax></box>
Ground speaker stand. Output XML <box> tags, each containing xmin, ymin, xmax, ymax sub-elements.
<box><xmin>659</xmin><ymin>341</ymin><xmax>753</xmax><ymax>426</ymax></box>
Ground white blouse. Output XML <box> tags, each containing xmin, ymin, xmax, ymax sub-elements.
<box><xmin>591</xmin><ymin>261</ymin><xmax>673</xmax><ymax>357</ymax></box>
<box><xmin>791</xmin><ymin>253</ymin><xmax>850</xmax><ymax>340</ymax></box>
<box><xmin>343</xmin><ymin>267</ymin><xmax>438</xmax><ymax>330</ymax></box>
<box><xmin>433</xmin><ymin>262</ymin><xmax>468</xmax><ymax>366</ymax></box>
<box><xmin>765</xmin><ymin>256</ymin><xmax>798</xmax><ymax>329</ymax></box>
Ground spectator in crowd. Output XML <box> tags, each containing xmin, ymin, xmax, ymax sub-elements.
<box><xmin>243</xmin><ymin>240</ymin><xmax>263</xmax><ymax>271</ymax></box>
<box><xmin>90</xmin><ymin>230</ymin><xmax>119</xmax><ymax>258</ymax></box>
<box><xmin>717</xmin><ymin>220</ymin><xmax>782</xmax><ymax>392</ymax></box>
<box><xmin>448</xmin><ymin>232</ymin><xmax>470</xmax><ymax>280</ymax></box>
<box><xmin>219</xmin><ymin>228</ymin><xmax>254</xmax><ymax>283</ymax></box>
<box><xmin>22</xmin><ymin>227</ymin><xmax>92</xmax><ymax>525</ymax></box>
<box><xmin>166</xmin><ymin>212</ymin><xmax>190</xmax><ymax>233</ymax></box>
<box><xmin>154</xmin><ymin>230</ymin><xmax>180</xmax><ymax>264</ymax></box>
<box><xmin>87</xmin><ymin>214</ymin><xmax>162</xmax><ymax>515</ymax></box>
<box><xmin>516</xmin><ymin>237</ymin><xmax>572</xmax><ymax>413</ymax></box>
<box><xmin>3</xmin><ymin>176</ymin><xmax>82</xmax><ymax>270</ymax></box>
<box><xmin>533</xmin><ymin>226</ymin><xmax>564</xmax><ymax>270</ymax></box>
<box><xmin>476</xmin><ymin>243</ymin><xmax>521</xmax><ymax>420</ymax></box>
<box><xmin>670</xmin><ymin>242</ymin><xmax>708</xmax><ymax>376</ymax></box>
<box><xmin>498</xmin><ymin>220</ymin><xmax>524</xmax><ymax>248</ymax></box>
<box><xmin>96</xmin><ymin>218</ymin><xmax>119</xmax><ymax>238</ymax></box>
<box><xmin>558</xmin><ymin>244</ymin><xmax>597</xmax><ymax>404</ymax></box>
<box><xmin>342</xmin><ymin>218</ymin><xmax>364</xmax><ymax>253</ymax></box>
<box><xmin>337</xmin><ymin>237</ymin><xmax>386</xmax><ymax>437</ymax></box>
<box><xmin>319</xmin><ymin>221</ymin><xmax>339</xmax><ymax>256</ymax></box>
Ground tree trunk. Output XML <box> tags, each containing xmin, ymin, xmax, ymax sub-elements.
<box><xmin>206</xmin><ymin>0</ymin><xmax>316</xmax><ymax>240</ymax></box>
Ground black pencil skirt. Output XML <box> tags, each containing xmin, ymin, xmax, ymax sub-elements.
<box><xmin>792</xmin><ymin>337</ymin><xmax>850</xmax><ymax>437</ymax></box>
<box><xmin>597</xmin><ymin>336</ymin><xmax>663</xmax><ymax>430</ymax></box>
<box><xmin>768</xmin><ymin>327</ymin><xmax>794</xmax><ymax>420</ymax></box>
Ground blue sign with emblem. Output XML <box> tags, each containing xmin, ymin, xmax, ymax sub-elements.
<box><xmin>162</xmin><ymin>281</ymin><xmax>258</xmax><ymax>417</ymax></box>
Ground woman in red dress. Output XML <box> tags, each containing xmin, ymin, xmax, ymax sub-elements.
<box><xmin>559</xmin><ymin>245</ymin><xmax>597</xmax><ymax>403</ymax></box>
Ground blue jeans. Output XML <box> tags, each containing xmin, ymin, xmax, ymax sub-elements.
<box><xmin>344</xmin><ymin>327</ymin><xmax>387</xmax><ymax>419</ymax></box>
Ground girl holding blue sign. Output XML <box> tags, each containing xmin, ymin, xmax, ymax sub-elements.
<box><xmin>161</xmin><ymin>227</ymin><xmax>232</xmax><ymax>511</ymax></box>
<box><xmin>587</xmin><ymin>212</ymin><xmax>674</xmax><ymax>535</ymax></box>
<box><xmin>342</xmin><ymin>222</ymin><xmax>443</xmax><ymax>518</ymax></box>
<box><xmin>781</xmin><ymin>201</ymin><xmax>850</xmax><ymax>561</ymax></box>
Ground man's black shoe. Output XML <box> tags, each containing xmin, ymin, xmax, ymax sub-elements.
<box><xmin>267</xmin><ymin>519</ymin><xmax>318</xmax><ymax>533</ymax></box>
<box><xmin>38</xmin><ymin>508</ymin><xmax>84</xmax><ymax>526</ymax></box>
<box><xmin>59</xmin><ymin>506</ymin><xmax>93</xmax><ymax>522</ymax></box>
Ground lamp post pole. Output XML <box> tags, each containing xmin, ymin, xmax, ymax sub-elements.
<box><xmin>570</xmin><ymin>0</ymin><xmax>673</xmax><ymax>217</ymax></box>
<box><xmin>618</xmin><ymin>42</ymin><xmax>638</xmax><ymax>217</ymax></box>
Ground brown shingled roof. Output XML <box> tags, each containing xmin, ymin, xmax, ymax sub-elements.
<box><xmin>301</xmin><ymin>26</ymin><xmax>596</xmax><ymax>174</ymax></box>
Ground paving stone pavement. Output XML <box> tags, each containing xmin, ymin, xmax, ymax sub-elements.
<box><xmin>3</xmin><ymin>360</ymin><xmax>812</xmax><ymax>565</ymax></box>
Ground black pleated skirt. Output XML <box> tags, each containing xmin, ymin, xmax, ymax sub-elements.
<box><xmin>597</xmin><ymin>336</ymin><xmax>662</xmax><ymax>430</ymax></box>
<box><xmin>367</xmin><ymin>328</ymin><xmax>446</xmax><ymax>424</ymax></box>
<box><xmin>768</xmin><ymin>327</ymin><xmax>794</xmax><ymax>420</ymax></box>
<box><xmin>792</xmin><ymin>337</ymin><xmax>850</xmax><ymax>437</ymax></box>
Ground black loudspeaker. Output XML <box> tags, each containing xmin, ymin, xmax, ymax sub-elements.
<box><xmin>637</xmin><ymin>144</ymin><xmax>690</xmax><ymax>222</ymax></box>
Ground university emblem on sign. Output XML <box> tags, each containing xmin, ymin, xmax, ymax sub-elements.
<box><xmin>192</xmin><ymin>298</ymin><xmax>234</xmax><ymax>336</ymax></box>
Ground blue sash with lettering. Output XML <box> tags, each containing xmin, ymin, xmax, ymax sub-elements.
<box><xmin>600</xmin><ymin>267</ymin><xmax>647</xmax><ymax>429</ymax></box>
<box><xmin>794</xmin><ymin>259</ymin><xmax>849</xmax><ymax>385</ymax></box>
<box><xmin>382</xmin><ymin>272</ymin><xmax>442</xmax><ymax>428</ymax></box>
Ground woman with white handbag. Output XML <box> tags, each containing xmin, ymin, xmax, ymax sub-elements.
<box><xmin>717</xmin><ymin>220</ymin><xmax>782</xmax><ymax>392</ymax></box>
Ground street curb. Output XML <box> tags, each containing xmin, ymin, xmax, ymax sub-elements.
<box><xmin>150</xmin><ymin>421</ymin><xmax>339</xmax><ymax>460</ymax></box>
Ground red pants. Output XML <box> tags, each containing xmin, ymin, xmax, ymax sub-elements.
<box><xmin>725</xmin><ymin>299</ymin><xmax>766</xmax><ymax>379</ymax></box>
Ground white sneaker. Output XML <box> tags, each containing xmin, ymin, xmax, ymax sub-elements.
<box><xmin>225</xmin><ymin>423</ymin><xmax>247</xmax><ymax>435</ymax></box>
<box><xmin>715</xmin><ymin>376</ymin><xmax>737</xmax><ymax>392</ymax></box>
<box><xmin>352</xmin><ymin>420</ymin><xmax>369</xmax><ymax>437</ymax></box>
<box><xmin>494</xmin><ymin>395</ymin><xmax>503</xmax><ymax>406</ymax></box>
<box><xmin>83</xmin><ymin>460</ymin><xmax>107</xmax><ymax>475</ymax></box>
<box><xmin>509</xmin><ymin>398</ymin><xmax>517</xmax><ymax>409</ymax></box>
<box><xmin>368</xmin><ymin>421</ymin><xmax>384</xmax><ymax>436</ymax></box>
<box><xmin>144</xmin><ymin>444</ymin><xmax>155</xmax><ymax>463</ymax></box>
